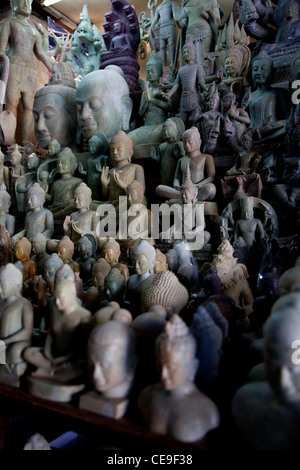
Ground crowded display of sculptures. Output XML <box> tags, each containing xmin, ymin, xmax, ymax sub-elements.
<box><xmin>1</xmin><ymin>0</ymin><xmax>300</xmax><ymax>449</ymax></box>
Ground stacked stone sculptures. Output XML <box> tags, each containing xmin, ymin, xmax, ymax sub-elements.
<box><xmin>2</xmin><ymin>0</ymin><xmax>300</xmax><ymax>450</ymax></box>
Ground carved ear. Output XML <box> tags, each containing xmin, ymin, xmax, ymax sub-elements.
<box><xmin>121</xmin><ymin>96</ymin><xmax>133</xmax><ymax>131</ymax></box>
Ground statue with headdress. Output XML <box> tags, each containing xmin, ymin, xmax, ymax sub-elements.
<box><xmin>216</xmin><ymin>14</ymin><xmax>251</xmax><ymax>104</ymax></box>
<box><xmin>151</xmin><ymin>117</ymin><xmax>185</xmax><ymax>187</ymax></box>
<box><xmin>66</xmin><ymin>4</ymin><xmax>107</xmax><ymax>80</ymax></box>
<box><xmin>138</xmin><ymin>314</ymin><xmax>220</xmax><ymax>442</ymax></box>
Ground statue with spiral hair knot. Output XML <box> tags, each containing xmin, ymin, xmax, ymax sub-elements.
<box><xmin>138</xmin><ymin>314</ymin><xmax>220</xmax><ymax>442</ymax></box>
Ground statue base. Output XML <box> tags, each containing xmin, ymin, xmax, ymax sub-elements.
<box><xmin>79</xmin><ymin>390</ymin><xmax>129</xmax><ymax>419</ymax></box>
<box><xmin>0</xmin><ymin>367</ymin><xmax>21</xmax><ymax>388</ymax></box>
<box><xmin>26</xmin><ymin>375</ymin><xmax>86</xmax><ymax>403</ymax></box>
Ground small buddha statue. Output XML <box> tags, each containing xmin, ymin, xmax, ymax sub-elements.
<box><xmin>75</xmin><ymin>233</ymin><xmax>97</xmax><ymax>287</ymax></box>
<box><xmin>12</xmin><ymin>183</ymin><xmax>54</xmax><ymax>246</ymax></box>
<box><xmin>84</xmin><ymin>258</ymin><xmax>111</xmax><ymax>313</ymax></box>
<box><xmin>57</xmin><ymin>236</ymin><xmax>80</xmax><ymax>274</ymax></box>
<box><xmin>102</xmin><ymin>238</ymin><xmax>129</xmax><ymax>282</ymax></box>
<box><xmin>79</xmin><ymin>319</ymin><xmax>137</xmax><ymax>419</ymax></box>
<box><xmin>23</xmin><ymin>278</ymin><xmax>92</xmax><ymax>402</ymax></box>
<box><xmin>126</xmin><ymin>240</ymin><xmax>157</xmax><ymax>316</ymax></box>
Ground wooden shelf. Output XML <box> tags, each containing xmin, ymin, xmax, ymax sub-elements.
<box><xmin>0</xmin><ymin>382</ymin><xmax>232</xmax><ymax>451</ymax></box>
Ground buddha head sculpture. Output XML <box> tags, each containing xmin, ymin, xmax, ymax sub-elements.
<box><xmin>251</xmin><ymin>50</ymin><xmax>273</xmax><ymax>88</ymax></box>
<box><xmin>156</xmin><ymin>314</ymin><xmax>198</xmax><ymax>391</ymax></box>
<box><xmin>27</xmin><ymin>183</ymin><xmax>46</xmax><ymax>211</ymax></box>
<box><xmin>162</xmin><ymin>117</ymin><xmax>185</xmax><ymax>144</ymax></box>
<box><xmin>58</xmin><ymin>236</ymin><xmax>75</xmax><ymax>263</ymax></box>
<box><xmin>126</xmin><ymin>180</ymin><xmax>145</xmax><ymax>206</ymax></box>
<box><xmin>102</xmin><ymin>238</ymin><xmax>121</xmax><ymax>267</ymax></box>
<box><xmin>264</xmin><ymin>306</ymin><xmax>300</xmax><ymax>404</ymax></box>
<box><xmin>74</xmin><ymin>183</ymin><xmax>92</xmax><ymax>212</ymax></box>
<box><xmin>87</xmin><ymin>319</ymin><xmax>137</xmax><ymax>399</ymax></box>
<box><xmin>76</xmin><ymin>67</ymin><xmax>132</xmax><ymax>142</ymax></box>
<box><xmin>57</xmin><ymin>147</ymin><xmax>78</xmax><ymax>176</ymax></box>
<box><xmin>33</xmin><ymin>84</ymin><xmax>77</xmax><ymax>149</ymax></box>
<box><xmin>131</xmin><ymin>240</ymin><xmax>156</xmax><ymax>276</ymax></box>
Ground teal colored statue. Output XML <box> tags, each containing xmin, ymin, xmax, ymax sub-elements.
<box><xmin>66</xmin><ymin>4</ymin><xmax>107</xmax><ymax>80</ymax></box>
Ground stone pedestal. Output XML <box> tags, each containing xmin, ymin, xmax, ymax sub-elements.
<box><xmin>27</xmin><ymin>376</ymin><xmax>85</xmax><ymax>403</ymax></box>
<box><xmin>79</xmin><ymin>390</ymin><xmax>129</xmax><ymax>419</ymax></box>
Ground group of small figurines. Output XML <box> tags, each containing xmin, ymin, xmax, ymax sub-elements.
<box><xmin>1</xmin><ymin>0</ymin><xmax>300</xmax><ymax>450</ymax></box>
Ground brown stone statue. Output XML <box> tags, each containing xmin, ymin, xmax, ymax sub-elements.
<box><xmin>47</xmin><ymin>147</ymin><xmax>83</xmax><ymax>220</ymax></box>
<box><xmin>57</xmin><ymin>236</ymin><xmax>80</xmax><ymax>275</ymax></box>
<box><xmin>0</xmin><ymin>224</ymin><xmax>14</xmax><ymax>269</ymax></box>
<box><xmin>101</xmin><ymin>131</ymin><xmax>146</xmax><ymax>204</ymax></box>
<box><xmin>138</xmin><ymin>314</ymin><xmax>220</xmax><ymax>442</ymax></box>
<box><xmin>14</xmin><ymin>236</ymin><xmax>37</xmax><ymax>282</ymax></box>
<box><xmin>0</xmin><ymin>0</ymin><xmax>55</xmax><ymax>144</ymax></box>
<box><xmin>102</xmin><ymin>238</ymin><xmax>129</xmax><ymax>282</ymax></box>
<box><xmin>84</xmin><ymin>258</ymin><xmax>111</xmax><ymax>312</ymax></box>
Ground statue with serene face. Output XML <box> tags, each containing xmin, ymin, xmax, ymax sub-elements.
<box><xmin>12</xmin><ymin>183</ymin><xmax>54</xmax><ymax>245</ymax></box>
<box><xmin>80</xmin><ymin>319</ymin><xmax>137</xmax><ymax>418</ymax></box>
<box><xmin>138</xmin><ymin>314</ymin><xmax>220</xmax><ymax>442</ymax></box>
<box><xmin>76</xmin><ymin>67</ymin><xmax>132</xmax><ymax>146</ymax></box>
<box><xmin>47</xmin><ymin>147</ymin><xmax>83</xmax><ymax>220</ymax></box>
<box><xmin>102</xmin><ymin>238</ymin><xmax>129</xmax><ymax>282</ymax></box>
<box><xmin>63</xmin><ymin>183</ymin><xmax>99</xmax><ymax>244</ymax></box>
<box><xmin>156</xmin><ymin>126</ymin><xmax>216</xmax><ymax>202</ymax></box>
<box><xmin>33</xmin><ymin>85</ymin><xmax>77</xmax><ymax>151</ymax></box>
<box><xmin>101</xmin><ymin>131</ymin><xmax>146</xmax><ymax>205</ymax></box>
<box><xmin>126</xmin><ymin>240</ymin><xmax>156</xmax><ymax>316</ymax></box>
<box><xmin>0</xmin><ymin>0</ymin><xmax>55</xmax><ymax>144</ymax></box>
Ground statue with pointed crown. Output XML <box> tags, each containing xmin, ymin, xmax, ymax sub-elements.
<box><xmin>66</xmin><ymin>4</ymin><xmax>107</xmax><ymax>79</ymax></box>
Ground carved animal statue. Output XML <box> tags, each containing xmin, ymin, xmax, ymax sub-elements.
<box><xmin>239</xmin><ymin>0</ymin><xmax>277</xmax><ymax>42</ymax></box>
